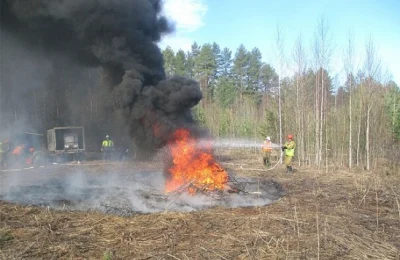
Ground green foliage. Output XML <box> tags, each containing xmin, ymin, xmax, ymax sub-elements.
<box><xmin>259</xmin><ymin>64</ymin><xmax>278</xmax><ymax>92</ymax></box>
<box><xmin>192</xmin><ymin>105</ymin><xmax>206</xmax><ymax>126</ymax></box>
<box><xmin>247</xmin><ymin>47</ymin><xmax>263</xmax><ymax>92</ymax></box>
<box><xmin>218</xmin><ymin>109</ymin><xmax>231</xmax><ymax>136</ymax></box>
<box><xmin>185</xmin><ymin>51</ymin><xmax>195</xmax><ymax>78</ymax></box>
<box><xmin>220</xmin><ymin>47</ymin><xmax>232</xmax><ymax>78</ymax></box>
<box><xmin>0</xmin><ymin>229</ymin><xmax>13</xmax><ymax>242</ymax></box>
<box><xmin>191</xmin><ymin>42</ymin><xmax>201</xmax><ymax>57</ymax></box>
<box><xmin>157</xmin><ymin>37</ymin><xmax>398</xmax><ymax>168</ymax></box>
<box><xmin>259</xmin><ymin>111</ymin><xmax>278</xmax><ymax>139</ymax></box>
<box><xmin>195</xmin><ymin>44</ymin><xmax>217</xmax><ymax>80</ymax></box>
<box><xmin>233</xmin><ymin>44</ymin><xmax>250</xmax><ymax>88</ymax></box>
<box><xmin>212</xmin><ymin>42</ymin><xmax>223</xmax><ymax>80</ymax></box>
<box><xmin>215</xmin><ymin>77</ymin><xmax>237</xmax><ymax>108</ymax></box>
<box><xmin>237</xmin><ymin>120</ymin><xmax>255</xmax><ymax>137</ymax></box>
<box><xmin>385</xmin><ymin>81</ymin><xmax>400</xmax><ymax>140</ymax></box>
<box><xmin>103</xmin><ymin>250</ymin><xmax>113</xmax><ymax>260</ymax></box>
<box><xmin>174</xmin><ymin>49</ymin><xmax>186</xmax><ymax>76</ymax></box>
<box><xmin>162</xmin><ymin>46</ymin><xmax>175</xmax><ymax>77</ymax></box>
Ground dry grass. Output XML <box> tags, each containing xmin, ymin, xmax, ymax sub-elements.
<box><xmin>0</xmin><ymin>152</ymin><xmax>400</xmax><ymax>259</ymax></box>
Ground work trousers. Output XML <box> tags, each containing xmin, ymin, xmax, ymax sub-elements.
<box><xmin>284</xmin><ymin>155</ymin><xmax>293</xmax><ymax>167</ymax></box>
<box><xmin>262</xmin><ymin>151</ymin><xmax>271</xmax><ymax>166</ymax></box>
<box><xmin>103</xmin><ymin>148</ymin><xmax>112</xmax><ymax>161</ymax></box>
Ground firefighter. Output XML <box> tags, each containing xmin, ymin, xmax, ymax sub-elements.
<box><xmin>11</xmin><ymin>144</ymin><xmax>25</xmax><ymax>167</ymax></box>
<box><xmin>0</xmin><ymin>139</ymin><xmax>10</xmax><ymax>169</ymax></box>
<box><xmin>101</xmin><ymin>135</ymin><xmax>114</xmax><ymax>161</ymax></box>
<box><xmin>26</xmin><ymin>147</ymin><xmax>39</xmax><ymax>166</ymax></box>
<box><xmin>282</xmin><ymin>134</ymin><xmax>296</xmax><ymax>173</ymax></box>
<box><xmin>262</xmin><ymin>136</ymin><xmax>273</xmax><ymax>167</ymax></box>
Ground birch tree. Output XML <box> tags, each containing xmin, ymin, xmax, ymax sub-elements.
<box><xmin>312</xmin><ymin>17</ymin><xmax>334</xmax><ymax>169</ymax></box>
<box><xmin>292</xmin><ymin>34</ymin><xmax>307</xmax><ymax>165</ymax></box>
<box><xmin>343</xmin><ymin>29</ymin><xmax>355</xmax><ymax>170</ymax></box>
<box><xmin>363</xmin><ymin>35</ymin><xmax>381</xmax><ymax>171</ymax></box>
<box><xmin>273</xmin><ymin>23</ymin><xmax>285</xmax><ymax>150</ymax></box>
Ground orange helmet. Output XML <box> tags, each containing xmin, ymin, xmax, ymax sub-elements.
<box><xmin>29</xmin><ymin>148</ymin><xmax>35</xmax><ymax>153</ymax></box>
<box><xmin>287</xmin><ymin>134</ymin><xmax>293</xmax><ymax>140</ymax></box>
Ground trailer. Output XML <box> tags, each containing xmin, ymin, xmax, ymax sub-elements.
<box><xmin>47</xmin><ymin>126</ymin><xmax>85</xmax><ymax>162</ymax></box>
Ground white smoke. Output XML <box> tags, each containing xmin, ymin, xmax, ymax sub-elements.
<box><xmin>197</xmin><ymin>138</ymin><xmax>282</xmax><ymax>149</ymax></box>
<box><xmin>0</xmin><ymin>163</ymin><xmax>284</xmax><ymax>216</ymax></box>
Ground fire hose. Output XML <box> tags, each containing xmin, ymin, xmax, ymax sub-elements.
<box><xmin>222</xmin><ymin>148</ymin><xmax>284</xmax><ymax>172</ymax></box>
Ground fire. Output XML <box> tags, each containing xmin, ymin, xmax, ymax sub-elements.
<box><xmin>165</xmin><ymin>128</ymin><xmax>229</xmax><ymax>195</ymax></box>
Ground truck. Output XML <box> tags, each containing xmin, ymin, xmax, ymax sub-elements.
<box><xmin>46</xmin><ymin>126</ymin><xmax>86</xmax><ymax>162</ymax></box>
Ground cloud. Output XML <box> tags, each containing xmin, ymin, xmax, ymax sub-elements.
<box><xmin>159</xmin><ymin>35</ymin><xmax>193</xmax><ymax>52</ymax></box>
<box><xmin>159</xmin><ymin>0</ymin><xmax>207</xmax><ymax>52</ymax></box>
<box><xmin>162</xmin><ymin>0</ymin><xmax>207</xmax><ymax>33</ymax></box>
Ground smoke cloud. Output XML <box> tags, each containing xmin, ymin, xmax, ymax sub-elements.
<box><xmin>0</xmin><ymin>166</ymin><xmax>285</xmax><ymax>215</ymax></box>
<box><xmin>0</xmin><ymin>0</ymin><xmax>203</xmax><ymax>156</ymax></box>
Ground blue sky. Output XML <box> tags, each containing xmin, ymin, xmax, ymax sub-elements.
<box><xmin>159</xmin><ymin>0</ymin><xmax>400</xmax><ymax>86</ymax></box>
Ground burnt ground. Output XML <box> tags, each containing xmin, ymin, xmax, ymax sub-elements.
<box><xmin>0</xmin><ymin>160</ymin><xmax>284</xmax><ymax>215</ymax></box>
<box><xmin>0</xmin><ymin>151</ymin><xmax>400</xmax><ymax>259</ymax></box>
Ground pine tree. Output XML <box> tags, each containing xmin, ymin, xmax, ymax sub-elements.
<box><xmin>247</xmin><ymin>47</ymin><xmax>263</xmax><ymax>92</ymax></box>
<box><xmin>215</xmin><ymin>77</ymin><xmax>237</xmax><ymax>108</ymax></box>
<box><xmin>212</xmin><ymin>42</ymin><xmax>223</xmax><ymax>80</ymax></box>
<box><xmin>220</xmin><ymin>47</ymin><xmax>232</xmax><ymax>78</ymax></box>
<box><xmin>174</xmin><ymin>49</ymin><xmax>187</xmax><ymax>76</ymax></box>
<box><xmin>162</xmin><ymin>46</ymin><xmax>175</xmax><ymax>77</ymax></box>
<box><xmin>186</xmin><ymin>51</ymin><xmax>195</xmax><ymax>78</ymax></box>
<box><xmin>233</xmin><ymin>44</ymin><xmax>250</xmax><ymax>101</ymax></box>
<box><xmin>195</xmin><ymin>43</ymin><xmax>217</xmax><ymax>103</ymax></box>
<box><xmin>259</xmin><ymin>63</ymin><xmax>278</xmax><ymax>93</ymax></box>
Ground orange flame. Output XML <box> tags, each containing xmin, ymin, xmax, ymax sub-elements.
<box><xmin>165</xmin><ymin>128</ymin><xmax>229</xmax><ymax>194</ymax></box>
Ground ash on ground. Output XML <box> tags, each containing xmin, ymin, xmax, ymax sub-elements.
<box><xmin>0</xmin><ymin>164</ymin><xmax>285</xmax><ymax>216</ymax></box>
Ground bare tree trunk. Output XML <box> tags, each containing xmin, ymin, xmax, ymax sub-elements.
<box><xmin>274</xmin><ymin>23</ymin><xmax>285</xmax><ymax>155</ymax></box>
<box><xmin>341</xmin><ymin>113</ymin><xmax>347</xmax><ymax>167</ymax></box>
<box><xmin>344</xmin><ymin>30</ymin><xmax>355</xmax><ymax>171</ymax></box>
<box><xmin>366</xmin><ymin>106</ymin><xmax>371</xmax><ymax>171</ymax></box>
<box><xmin>325</xmin><ymin>112</ymin><xmax>328</xmax><ymax>173</ymax></box>
<box><xmin>349</xmin><ymin>76</ymin><xmax>352</xmax><ymax>170</ymax></box>
<box><xmin>296</xmin><ymin>74</ymin><xmax>301</xmax><ymax>165</ymax></box>
<box><xmin>319</xmin><ymin>69</ymin><xmax>324</xmax><ymax>169</ymax></box>
<box><xmin>393</xmin><ymin>97</ymin><xmax>397</xmax><ymax>127</ymax></box>
<box><xmin>293</xmin><ymin>34</ymin><xmax>306</xmax><ymax>165</ymax></box>
<box><xmin>363</xmin><ymin>36</ymin><xmax>381</xmax><ymax>171</ymax></box>
<box><xmin>357</xmin><ymin>99</ymin><xmax>362</xmax><ymax>167</ymax></box>
<box><xmin>278</xmin><ymin>73</ymin><xmax>282</xmax><ymax>156</ymax></box>
<box><xmin>307</xmin><ymin>113</ymin><xmax>311</xmax><ymax>165</ymax></box>
<box><xmin>313</xmin><ymin>17</ymin><xmax>333</xmax><ymax>168</ymax></box>
<box><xmin>315</xmin><ymin>72</ymin><xmax>320</xmax><ymax>165</ymax></box>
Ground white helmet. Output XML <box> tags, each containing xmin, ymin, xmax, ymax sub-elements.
<box><xmin>266</xmin><ymin>136</ymin><xmax>270</xmax><ymax>141</ymax></box>
<box><xmin>106</xmin><ymin>135</ymin><xmax>109</xmax><ymax>138</ymax></box>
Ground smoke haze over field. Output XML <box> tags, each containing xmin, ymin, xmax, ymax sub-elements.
<box><xmin>0</xmin><ymin>0</ymin><xmax>203</xmax><ymax>155</ymax></box>
<box><xmin>0</xmin><ymin>166</ymin><xmax>285</xmax><ymax>215</ymax></box>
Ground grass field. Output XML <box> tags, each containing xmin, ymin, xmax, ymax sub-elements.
<box><xmin>0</xmin><ymin>152</ymin><xmax>399</xmax><ymax>259</ymax></box>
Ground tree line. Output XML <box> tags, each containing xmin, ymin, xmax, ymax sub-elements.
<box><xmin>162</xmin><ymin>20</ymin><xmax>400</xmax><ymax>171</ymax></box>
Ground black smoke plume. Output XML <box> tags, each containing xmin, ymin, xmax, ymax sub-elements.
<box><xmin>0</xmin><ymin>0</ymin><xmax>203</xmax><ymax>156</ymax></box>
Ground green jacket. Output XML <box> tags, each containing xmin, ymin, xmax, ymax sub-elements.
<box><xmin>102</xmin><ymin>140</ymin><xmax>114</xmax><ymax>148</ymax></box>
<box><xmin>284</xmin><ymin>140</ymin><xmax>296</xmax><ymax>157</ymax></box>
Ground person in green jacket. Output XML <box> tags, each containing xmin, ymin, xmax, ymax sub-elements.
<box><xmin>101</xmin><ymin>135</ymin><xmax>114</xmax><ymax>161</ymax></box>
<box><xmin>282</xmin><ymin>134</ymin><xmax>296</xmax><ymax>173</ymax></box>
